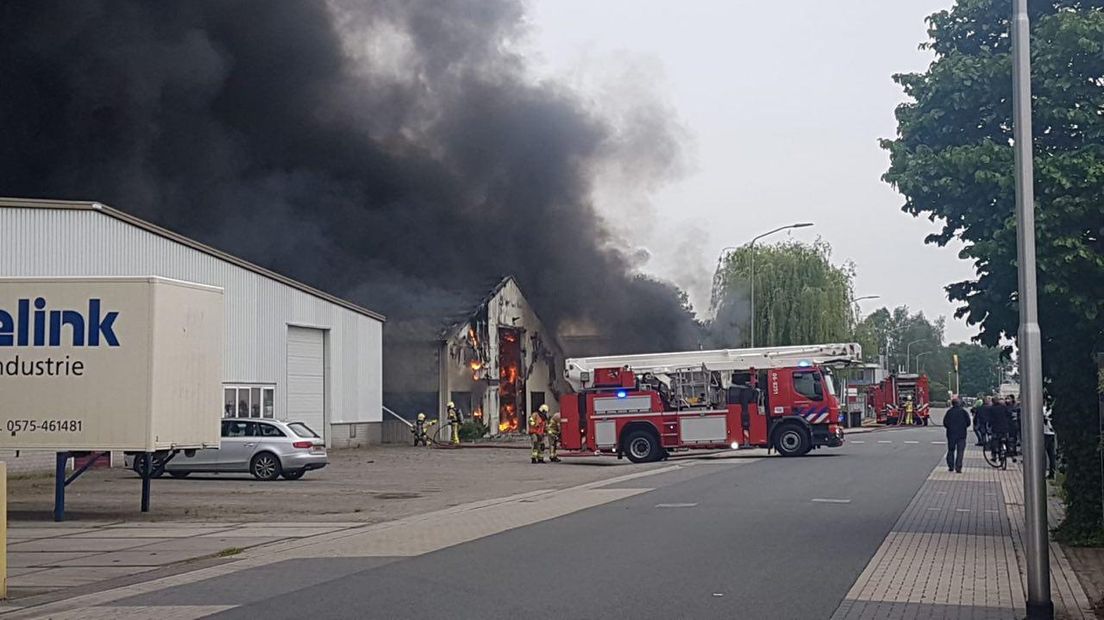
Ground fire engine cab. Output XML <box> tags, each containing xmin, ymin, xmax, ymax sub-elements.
<box><xmin>558</xmin><ymin>343</ymin><xmax>863</xmax><ymax>462</ymax></box>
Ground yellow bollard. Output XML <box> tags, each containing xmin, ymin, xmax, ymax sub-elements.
<box><xmin>0</xmin><ymin>461</ymin><xmax>7</xmax><ymax>599</ymax></box>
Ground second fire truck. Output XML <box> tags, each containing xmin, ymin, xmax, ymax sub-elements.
<box><xmin>866</xmin><ymin>373</ymin><xmax>931</xmax><ymax>426</ymax></box>
<box><xmin>558</xmin><ymin>343</ymin><xmax>863</xmax><ymax>461</ymax></box>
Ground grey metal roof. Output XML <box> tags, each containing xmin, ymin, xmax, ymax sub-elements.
<box><xmin>0</xmin><ymin>197</ymin><xmax>386</xmax><ymax>322</ymax></box>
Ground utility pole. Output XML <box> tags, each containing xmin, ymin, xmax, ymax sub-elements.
<box><xmin>747</xmin><ymin>223</ymin><xmax>813</xmax><ymax>348</ymax></box>
<box><xmin>1011</xmin><ymin>1</ymin><xmax>1052</xmax><ymax>616</ymax></box>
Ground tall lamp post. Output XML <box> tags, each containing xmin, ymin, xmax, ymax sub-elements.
<box><xmin>915</xmin><ymin>350</ymin><xmax>934</xmax><ymax>373</ymax></box>
<box><xmin>747</xmin><ymin>223</ymin><xmax>814</xmax><ymax>347</ymax></box>
<box><xmin>1011</xmin><ymin>1</ymin><xmax>1051</xmax><ymax>615</ymax></box>
<box><xmin>905</xmin><ymin>339</ymin><xmax>925</xmax><ymax>373</ymax></box>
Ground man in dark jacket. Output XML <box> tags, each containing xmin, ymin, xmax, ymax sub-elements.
<box><xmin>988</xmin><ymin>396</ymin><xmax>1014</xmax><ymax>462</ymax></box>
<box><xmin>943</xmin><ymin>398</ymin><xmax>972</xmax><ymax>473</ymax></box>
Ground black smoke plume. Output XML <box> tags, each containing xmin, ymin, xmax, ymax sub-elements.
<box><xmin>0</xmin><ymin>0</ymin><xmax>700</xmax><ymax>353</ymax></box>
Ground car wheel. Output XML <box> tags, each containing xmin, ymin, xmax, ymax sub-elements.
<box><xmin>623</xmin><ymin>429</ymin><xmax>662</xmax><ymax>463</ymax></box>
<box><xmin>774</xmin><ymin>424</ymin><xmax>811</xmax><ymax>457</ymax></box>
<box><xmin>168</xmin><ymin>471</ymin><xmax>190</xmax><ymax>479</ymax></box>
<box><xmin>281</xmin><ymin>469</ymin><xmax>306</xmax><ymax>480</ymax></box>
<box><xmin>133</xmin><ymin>454</ymin><xmax>166</xmax><ymax>478</ymax></box>
<box><xmin>250</xmin><ymin>453</ymin><xmax>282</xmax><ymax>481</ymax></box>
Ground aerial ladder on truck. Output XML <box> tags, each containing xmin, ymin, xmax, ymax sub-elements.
<box><xmin>559</xmin><ymin>343</ymin><xmax>863</xmax><ymax>461</ymax></box>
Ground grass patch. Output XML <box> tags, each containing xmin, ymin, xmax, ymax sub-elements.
<box><xmin>216</xmin><ymin>547</ymin><xmax>244</xmax><ymax>558</ymax></box>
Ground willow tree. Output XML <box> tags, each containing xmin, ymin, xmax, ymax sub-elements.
<box><xmin>710</xmin><ymin>239</ymin><xmax>856</xmax><ymax>348</ymax></box>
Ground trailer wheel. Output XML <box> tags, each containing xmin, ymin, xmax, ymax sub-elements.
<box><xmin>623</xmin><ymin>429</ymin><xmax>662</xmax><ymax>463</ymax></box>
<box><xmin>774</xmin><ymin>424</ymin><xmax>811</xmax><ymax>457</ymax></box>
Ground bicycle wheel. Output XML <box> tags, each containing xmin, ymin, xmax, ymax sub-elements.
<box><xmin>983</xmin><ymin>443</ymin><xmax>1004</xmax><ymax>469</ymax></box>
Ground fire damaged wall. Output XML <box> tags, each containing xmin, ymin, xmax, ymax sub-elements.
<box><xmin>440</xmin><ymin>278</ymin><xmax>565</xmax><ymax>434</ymax></box>
<box><xmin>0</xmin><ymin>0</ymin><xmax>702</xmax><ymax>359</ymax></box>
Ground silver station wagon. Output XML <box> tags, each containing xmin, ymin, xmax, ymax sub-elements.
<box><xmin>129</xmin><ymin>419</ymin><xmax>328</xmax><ymax>481</ymax></box>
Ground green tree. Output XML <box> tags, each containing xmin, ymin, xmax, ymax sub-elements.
<box><xmin>710</xmin><ymin>239</ymin><xmax>855</xmax><ymax>347</ymax></box>
<box><xmin>883</xmin><ymin>1</ymin><xmax>1104</xmax><ymax>540</ymax></box>
<box><xmin>855</xmin><ymin>306</ymin><xmax>949</xmax><ymax>377</ymax></box>
<box><xmin>948</xmin><ymin>342</ymin><xmax>1004</xmax><ymax>396</ymax></box>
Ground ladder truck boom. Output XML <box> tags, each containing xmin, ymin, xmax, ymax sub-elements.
<box><xmin>564</xmin><ymin>342</ymin><xmax>862</xmax><ymax>391</ymax></box>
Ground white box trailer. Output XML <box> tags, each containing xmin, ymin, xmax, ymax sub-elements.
<box><xmin>0</xmin><ymin>276</ymin><xmax>223</xmax><ymax>452</ymax></box>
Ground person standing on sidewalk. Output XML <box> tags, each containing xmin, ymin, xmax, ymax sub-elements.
<box><xmin>943</xmin><ymin>397</ymin><xmax>971</xmax><ymax>473</ymax></box>
<box><xmin>970</xmin><ymin>396</ymin><xmax>987</xmax><ymax>446</ymax></box>
<box><xmin>1043</xmin><ymin>405</ymin><xmax>1057</xmax><ymax>479</ymax></box>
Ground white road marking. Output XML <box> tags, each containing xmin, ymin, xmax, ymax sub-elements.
<box><xmin>927</xmin><ymin>507</ymin><xmax>941</xmax><ymax>511</ymax></box>
<box><xmin>655</xmin><ymin>503</ymin><xmax>698</xmax><ymax>508</ymax></box>
<box><xmin>985</xmin><ymin>509</ymin><xmax>1000</xmax><ymax>513</ymax></box>
<box><xmin>931</xmin><ymin>441</ymin><xmax>946</xmax><ymax>445</ymax></box>
<box><xmin>811</xmin><ymin>498</ymin><xmax>852</xmax><ymax>504</ymax></box>
<box><xmin>878</xmin><ymin>440</ymin><xmax>892</xmax><ymax>444</ymax></box>
<box><xmin>712</xmin><ymin>593</ymin><xmax>724</xmax><ymax>597</ymax></box>
<box><xmin>956</xmin><ymin>508</ymin><xmax>971</xmax><ymax>513</ymax></box>
<box><xmin>905</xmin><ymin>440</ymin><xmax>919</xmax><ymax>444</ymax></box>
<box><xmin>851</xmin><ymin>440</ymin><xmax>865</xmax><ymax>444</ymax></box>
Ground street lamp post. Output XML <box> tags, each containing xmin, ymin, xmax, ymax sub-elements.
<box><xmin>905</xmin><ymin>339</ymin><xmax>925</xmax><ymax>373</ymax></box>
<box><xmin>1011</xmin><ymin>1</ymin><xmax>1051</xmax><ymax>616</ymax></box>
<box><xmin>748</xmin><ymin>223</ymin><xmax>813</xmax><ymax>348</ymax></box>
<box><xmin>915</xmin><ymin>351</ymin><xmax>934</xmax><ymax>373</ymax></box>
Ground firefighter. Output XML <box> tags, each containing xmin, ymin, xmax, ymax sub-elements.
<box><xmin>447</xmin><ymin>401</ymin><xmax>461</xmax><ymax>446</ymax></box>
<box><xmin>528</xmin><ymin>404</ymin><xmax>548</xmax><ymax>463</ymax></box>
<box><xmin>411</xmin><ymin>412</ymin><xmax>436</xmax><ymax>447</ymax></box>
<box><xmin>546</xmin><ymin>408</ymin><xmax>561</xmax><ymax>463</ymax></box>
<box><xmin>904</xmin><ymin>396</ymin><xmax>915</xmax><ymax>426</ymax></box>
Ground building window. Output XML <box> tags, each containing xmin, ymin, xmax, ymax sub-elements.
<box><xmin>224</xmin><ymin>385</ymin><xmax>276</xmax><ymax>419</ymax></box>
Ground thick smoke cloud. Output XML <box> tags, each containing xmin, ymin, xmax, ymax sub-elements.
<box><xmin>0</xmin><ymin>0</ymin><xmax>699</xmax><ymax>353</ymax></box>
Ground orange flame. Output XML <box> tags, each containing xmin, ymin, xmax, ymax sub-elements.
<box><xmin>470</xmin><ymin>361</ymin><xmax>482</xmax><ymax>371</ymax></box>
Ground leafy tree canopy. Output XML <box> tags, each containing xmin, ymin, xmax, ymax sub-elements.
<box><xmin>884</xmin><ymin>0</ymin><xmax>1104</xmax><ymax>541</ymax></box>
<box><xmin>709</xmin><ymin>239</ymin><xmax>855</xmax><ymax>348</ymax></box>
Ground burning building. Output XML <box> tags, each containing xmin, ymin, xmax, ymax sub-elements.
<box><xmin>383</xmin><ymin>276</ymin><xmax>566</xmax><ymax>434</ymax></box>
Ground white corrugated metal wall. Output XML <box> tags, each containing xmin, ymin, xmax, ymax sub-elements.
<box><xmin>0</xmin><ymin>206</ymin><xmax>383</xmax><ymax>445</ymax></box>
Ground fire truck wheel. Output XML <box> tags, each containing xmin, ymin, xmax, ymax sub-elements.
<box><xmin>623</xmin><ymin>429</ymin><xmax>662</xmax><ymax>463</ymax></box>
<box><xmin>774</xmin><ymin>424</ymin><xmax>811</xmax><ymax>457</ymax></box>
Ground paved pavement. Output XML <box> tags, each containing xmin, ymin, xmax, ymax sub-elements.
<box><xmin>7</xmin><ymin>427</ymin><xmax>946</xmax><ymax>619</ymax></box>
<box><xmin>4</xmin><ymin>421</ymin><xmax>1093</xmax><ymax>619</ymax></box>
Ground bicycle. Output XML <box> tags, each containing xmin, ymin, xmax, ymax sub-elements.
<box><xmin>983</xmin><ymin>433</ymin><xmax>1008</xmax><ymax>470</ymax></box>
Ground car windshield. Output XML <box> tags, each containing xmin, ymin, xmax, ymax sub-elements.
<box><xmin>287</xmin><ymin>422</ymin><xmax>320</xmax><ymax>438</ymax></box>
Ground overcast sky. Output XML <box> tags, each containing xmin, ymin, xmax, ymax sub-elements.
<box><xmin>526</xmin><ymin>0</ymin><xmax>981</xmax><ymax>343</ymax></box>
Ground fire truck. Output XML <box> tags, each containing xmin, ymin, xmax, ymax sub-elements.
<box><xmin>866</xmin><ymin>373</ymin><xmax>931</xmax><ymax>426</ymax></box>
<box><xmin>558</xmin><ymin>343</ymin><xmax>862</xmax><ymax>462</ymax></box>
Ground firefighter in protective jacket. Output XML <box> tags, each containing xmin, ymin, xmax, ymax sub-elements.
<box><xmin>546</xmin><ymin>409</ymin><xmax>562</xmax><ymax>462</ymax></box>
<box><xmin>411</xmin><ymin>412</ymin><xmax>436</xmax><ymax>447</ymax></box>
<box><xmin>528</xmin><ymin>405</ymin><xmax>548</xmax><ymax>463</ymax></box>
<box><xmin>447</xmin><ymin>401</ymin><xmax>461</xmax><ymax>446</ymax></box>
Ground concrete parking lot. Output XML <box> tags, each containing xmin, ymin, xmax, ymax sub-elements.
<box><xmin>3</xmin><ymin>445</ymin><xmax>681</xmax><ymax>601</ymax></box>
<box><xmin>8</xmin><ymin>445</ymin><xmax>664</xmax><ymax>525</ymax></box>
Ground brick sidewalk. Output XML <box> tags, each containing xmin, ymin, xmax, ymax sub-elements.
<box><xmin>832</xmin><ymin>445</ymin><xmax>1094</xmax><ymax>619</ymax></box>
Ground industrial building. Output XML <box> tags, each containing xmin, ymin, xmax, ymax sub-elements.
<box><xmin>383</xmin><ymin>276</ymin><xmax>566</xmax><ymax>435</ymax></box>
<box><xmin>0</xmin><ymin>197</ymin><xmax>385</xmax><ymax>470</ymax></box>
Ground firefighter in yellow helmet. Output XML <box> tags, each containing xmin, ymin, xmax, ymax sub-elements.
<box><xmin>411</xmin><ymin>412</ymin><xmax>436</xmax><ymax>447</ymax></box>
<box><xmin>528</xmin><ymin>405</ymin><xmax>548</xmax><ymax>463</ymax></box>
<box><xmin>904</xmin><ymin>396</ymin><xmax>915</xmax><ymax>426</ymax></box>
<box><xmin>545</xmin><ymin>406</ymin><xmax>561</xmax><ymax>463</ymax></box>
<box><xmin>447</xmin><ymin>401</ymin><xmax>461</xmax><ymax>446</ymax></box>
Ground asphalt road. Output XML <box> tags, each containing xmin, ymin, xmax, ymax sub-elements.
<box><xmin>122</xmin><ymin>424</ymin><xmax>952</xmax><ymax>619</ymax></box>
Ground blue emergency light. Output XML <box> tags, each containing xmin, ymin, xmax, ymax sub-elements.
<box><xmin>798</xmin><ymin>360</ymin><xmax>812</xmax><ymax>368</ymax></box>
<box><xmin>616</xmin><ymin>390</ymin><xmax>627</xmax><ymax>398</ymax></box>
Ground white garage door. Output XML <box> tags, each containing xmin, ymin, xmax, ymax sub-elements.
<box><xmin>286</xmin><ymin>326</ymin><xmax>326</xmax><ymax>440</ymax></box>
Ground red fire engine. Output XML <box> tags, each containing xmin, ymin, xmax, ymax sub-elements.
<box><xmin>866</xmin><ymin>373</ymin><xmax>931</xmax><ymax>426</ymax></box>
<box><xmin>558</xmin><ymin>343</ymin><xmax>863</xmax><ymax>462</ymax></box>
